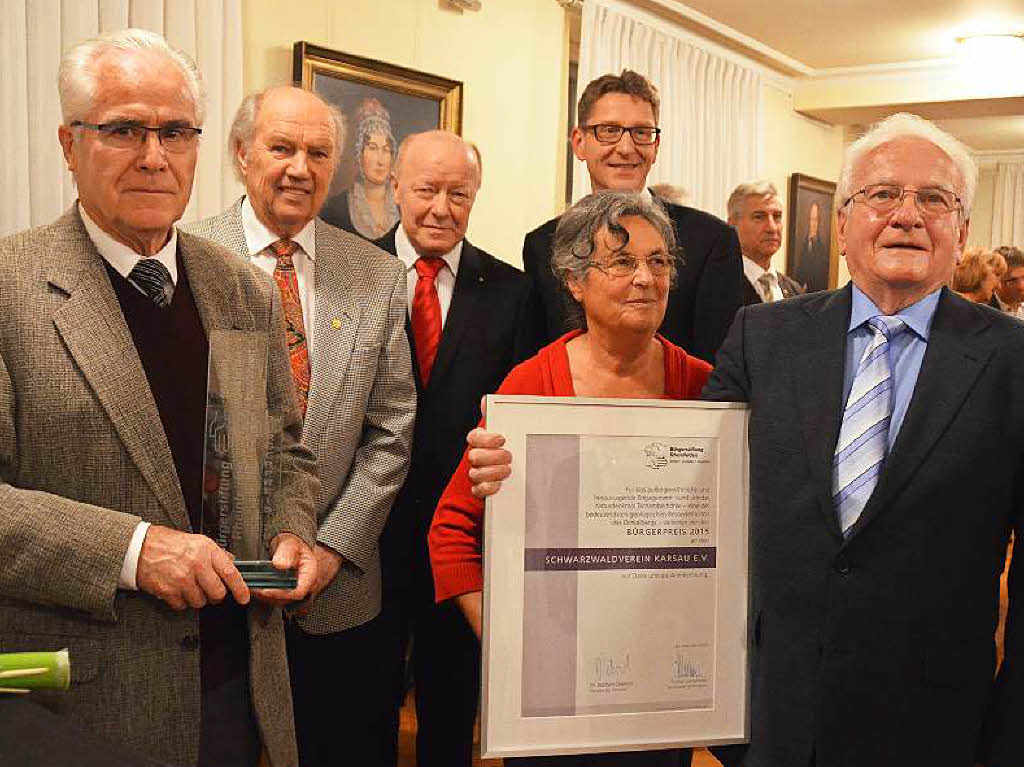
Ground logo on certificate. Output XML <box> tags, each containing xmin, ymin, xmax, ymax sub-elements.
<box><xmin>643</xmin><ymin>442</ymin><xmax>669</xmax><ymax>469</ymax></box>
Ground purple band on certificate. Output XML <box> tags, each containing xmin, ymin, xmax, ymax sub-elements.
<box><xmin>525</xmin><ymin>547</ymin><xmax>716</xmax><ymax>571</ymax></box>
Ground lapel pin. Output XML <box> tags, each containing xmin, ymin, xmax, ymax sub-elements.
<box><xmin>331</xmin><ymin>318</ymin><xmax>342</xmax><ymax>329</ymax></box>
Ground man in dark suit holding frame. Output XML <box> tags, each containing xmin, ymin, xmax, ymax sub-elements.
<box><xmin>523</xmin><ymin>70</ymin><xmax>742</xmax><ymax>364</ymax></box>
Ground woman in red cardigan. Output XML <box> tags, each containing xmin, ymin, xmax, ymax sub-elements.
<box><xmin>429</xmin><ymin>190</ymin><xmax>711</xmax><ymax>767</ymax></box>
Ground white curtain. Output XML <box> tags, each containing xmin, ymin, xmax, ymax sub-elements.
<box><xmin>991</xmin><ymin>162</ymin><xmax>1024</xmax><ymax>248</ymax></box>
<box><xmin>577</xmin><ymin>0</ymin><xmax>761</xmax><ymax>219</ymax></box>
<box><xmin>0</xmin><ymin>0</ymin><xmax>243</xmax><ymax>238</ymax></box>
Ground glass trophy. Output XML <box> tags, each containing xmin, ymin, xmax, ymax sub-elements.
<box><xmin>203</xmin><ymin>329</ymin><xmax>297</xmax><ymax>590</ymax></box>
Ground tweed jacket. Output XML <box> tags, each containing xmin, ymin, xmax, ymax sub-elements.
<box><xmin>0</xmin><ymin>206</ymin><xmax>319</xmax><ymax>766</ymax></box>
<box><xmin>185</xmin><ymin>199</ymin><xmax>416</xmax><ymax>634</ymax></box>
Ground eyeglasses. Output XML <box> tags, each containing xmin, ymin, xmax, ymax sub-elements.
<box><xmin>581</xmin><ymin>124</ymin><xmax>661</xmax><ymax>146</ymax></box>
<box><xmin>590</xmin><ymin>253</ymin><xmax>675</xmax><ymax>278</ymax></box>
<box><xmin>843</xmin><ymin>184</ymin><xmax>962</xmax><ymax>217</ymax></box>
<box><xmin>70</xmin><ymin>121</ymin><xmax>202</xmax><ymax>153</ymax></box>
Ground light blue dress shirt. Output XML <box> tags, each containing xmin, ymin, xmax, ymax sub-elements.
<box><xmin>842</xmin><ymin>285</ymin><xmax>942</xmax><ymax>450</ymax></box>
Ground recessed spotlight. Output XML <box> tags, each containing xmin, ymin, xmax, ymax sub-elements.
<box><xmin>956</xmin><ymin>33</ymin><xmax>1024</xmax><ymax>52</ymax></box>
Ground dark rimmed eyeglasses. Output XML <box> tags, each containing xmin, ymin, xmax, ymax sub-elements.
<box><xmin>842</xmin><ymin>184</ymin><xmax>962</xmax><ymax>217</ymax></box>
<box><xmin>70</xmin><ymin>121</ymin><xmax>202</xmax><ymax>153</ymax></box>
<box><xmin>581</xmin><ymin>124</ymin><xmax>661</xmax><ymax>146</ymax></box>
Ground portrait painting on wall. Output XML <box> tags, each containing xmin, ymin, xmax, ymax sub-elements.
<box><xmin>787</xmin><ymin>173</ymin><xmax>837</xmax><ymax>294</ymax></box>
<box><xmin>293</xmin><ymin>42</ymin><xmax>463</xmax><ymax>241</ymax></box>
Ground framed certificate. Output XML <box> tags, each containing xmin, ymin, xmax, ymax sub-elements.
<box><xmin>481</xmin><ymin>396</ymin><xmax>750</xmax><ymax>758</ymax></box>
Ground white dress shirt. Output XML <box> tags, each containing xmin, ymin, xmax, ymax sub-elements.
<box><xmin>80</xmin><ymin>203</ymin><xmax>186</xmax><ymax>591</ymax></box>
<box><xmin>241</xmin><ymin>197</ymin><xmax>319</xmax><ymax>352</ymax></box>
<box><xmin>742</xmin><ymin>255</ymin><xmax>785</xmax><ymax>303</ymax></box>
<box><xmin>394</xmin><ymin>224</ymin><xmax>462</xmax><ymax>327</ymax></box>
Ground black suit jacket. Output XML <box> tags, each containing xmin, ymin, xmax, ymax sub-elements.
<box><xmin>375</xmin><ymin>226</ymin><xmax>544</xmax><ymax>602</ymax></box>
<box><xmin>704</xmin><ymin>286</ymin><xmax>1023</xmax><ymax>767</ymax></box>
<box><xmin>740</xmin><ymin>270</ymin><xmax>805</xmax><ymax>306</ymax></box>
<box><xmin>522</xmin><ymin>196</ymin><xmax>742</xmax><ymax>363</ymax></box>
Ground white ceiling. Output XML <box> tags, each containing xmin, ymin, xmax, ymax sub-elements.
<box><xmin>672</xmin><ymin>0</ymin><xmax>1024</xmax><ymax>70</ymax></box>
<box><xmin>664</xmin><ymin>1</ymin><xmax>1024</xmax><ymax>151</ymax></box>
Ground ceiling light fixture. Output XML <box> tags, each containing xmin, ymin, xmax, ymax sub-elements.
<box><xmin>956</xmin><ymin>32</ymin><xmax>1024</xmax><ymax>55</ymax></box>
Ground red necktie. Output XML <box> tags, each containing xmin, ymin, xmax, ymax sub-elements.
<box><xmin>412</xmin><ymin>257</ymin><xmax>445</xmax><ymax>386</ymax></box>
<box><xmin>269</xmin><ymin>239</ymin><xmax>310</xmax><ymax>416</ymax></box>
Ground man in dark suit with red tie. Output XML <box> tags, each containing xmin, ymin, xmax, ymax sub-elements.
<box><xmin>373</xmin><ymin>130</ymin><xmax>544</xmax><ymax>766</ymax></box>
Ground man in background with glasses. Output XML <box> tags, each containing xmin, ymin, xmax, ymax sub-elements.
<box><xmin>522</xmin><ymin>69</ymin><xmax>742</xmax><ymax>365</ymax></box>
<box><xmin>0</xmin><ymin>29</ymin><xmax>319</xmax><ymax>767</ymax></box>
<box><xmin>989</xmin><ymin>245</ymin><xmax>1024</xmax><ymax>318</ymax></box>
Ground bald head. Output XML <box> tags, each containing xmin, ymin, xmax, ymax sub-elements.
<box><xmin>394</xmin><ymin>130</ymin><xmax>481</xmax><ymax>188</ymax></box>
<box><xmin>392</xmin><ymin>130</ymin><xmax>481</xmax><ymax>257</ymax></box>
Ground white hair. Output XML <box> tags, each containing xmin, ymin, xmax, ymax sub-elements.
<box><xmin>228</xmin><ymin>87</ymin><xmax>346</xmax><ymax>182</ymax></box>
<box><xmin>838</xmin><ymin>112</ymin><xmax>977</xmax><ymax>217</ymax></box>
<box><xmin>58</xmin><ymin>28</ymin><xmax>205</xmax><ymax>125</ymax></box>
<box><xmin>726</xmin><ymin>180</ymin><xmax>779</xmax><ymax>221</ymax></box>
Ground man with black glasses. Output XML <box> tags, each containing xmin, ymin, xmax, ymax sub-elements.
<box><xmin>522</xmin><ymin>70</ymin><xmax>741</xmax><ymax>363</ymax></box>
<box><xmin>0</xmin><ymin>29</ymin><xmax>319</xmax><ymax>767</ymax></box>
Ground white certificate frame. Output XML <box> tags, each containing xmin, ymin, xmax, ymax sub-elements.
<box><xmin>481</xmin><ymin>395</ymin><xmax>750</xmax><ymax>758</ymax></box>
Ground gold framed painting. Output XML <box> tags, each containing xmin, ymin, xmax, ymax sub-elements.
<box><xmin>292</xmin><ymin>42</ymin><xmax>463</xmax><ymax>239</ymax></box>
<box><xmin>786</xmin><ymin>173</ymin><xmax>838</xmax><ymax>294</ymax></box>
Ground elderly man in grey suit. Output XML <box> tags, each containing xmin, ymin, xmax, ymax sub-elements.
<box><xmin>0</xmin><ymin>30</ymin><xmax>320</xmax><ymax>767</ymax></box>
<box><xmin>186</xmin><ymin>84</ymin><xmax>415</xmax><ymax>767</ymax></box>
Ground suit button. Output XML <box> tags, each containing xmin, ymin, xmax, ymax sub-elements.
<box><xmin>181</xmin><ymin>635</ymin><xmax>200</xmax><ymax>651</ymax></box>
<box><xmin>834</xmin><ymin>557</ymin><xmax>852</xmax><ymax>576</ymax></box>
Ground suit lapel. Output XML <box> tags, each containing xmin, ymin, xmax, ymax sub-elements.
<box><xmin>792</xmin><ymin>286</ymin><xmax>852</xmax><ymax>537</ymax></box>
<box><xmin>849</xmin><ymin>290</ymin><xmax>992</xmax><ymax>536</ymax></box>
<box><xmin>304</xmin><ymin>221</ymin><xmax>360</xmax><ymax>451</ymax></box>
<box><xmin>47</xmin><ymin>209</ymin><xmax>189</xmax><ymax>528</ymax></box>
<box><xmin>427</xmin><ymin>241</ymin><xmax>483</xmax><ymax>391</ymax></box>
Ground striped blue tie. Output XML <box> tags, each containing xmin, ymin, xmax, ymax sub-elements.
<box><xmin>832</xmin><ymin>315</ymin><xmax>906</xmax><ymax>536</ymax></box>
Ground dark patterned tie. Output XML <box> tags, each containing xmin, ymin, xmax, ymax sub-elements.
<box><xmin>128</xmin><ymin>257</ymin><xmax>173</xmax><ymax>308</ymax></box>
<box><xmin>412</xmin><ymin>257</ymin><xmax>445</xmax><ymax>386</ymax></box>
<box><xmin>269</xmin><ymin>239</ymin><xmax>310</xmax><ymax>416</ymax></box>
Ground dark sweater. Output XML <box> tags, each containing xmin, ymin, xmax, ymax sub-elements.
<box><xmin>105</xmin><ymin>256</ymin><xmax>248</xmax><ymax>691</ymax></box>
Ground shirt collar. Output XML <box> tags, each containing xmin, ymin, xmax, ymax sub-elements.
<box><xmin>79</xmin><ymin>203</ymin><xmax>178</xmax><ymax>285</ymax></box>
<box><xmin>241</xmin><ymin>196</ymin><xmax>317</xmax><ymax>261</ymax></box>
<box><xmin>742</xmin><ymin>255</ymin><xmax>776</xmax><ymax>284</ymax></box>
<box><xmin>394</xmin><ymin>223</ymin><xmax>462</xmax><ymax>277</ymax></box>
<box><xmin>849</xmin><ymin>283</ymin><xmax>941</xmax><ymax>341</ymax></box>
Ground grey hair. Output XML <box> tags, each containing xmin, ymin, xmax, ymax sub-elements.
<box><xmin>58</xmin><ymin>28</ymin><xmax>205</xmax><ymax>125</ymax></box>
<box><xmin>838</xmin><ymin>112</ymin><xmax>978</xmax><ymax>217</ymax></box>
<box><xmin>354</xmin><ymin>114</ymin><xmax>396</xmax><ymax>182</ymax></box>
<box><xmin>726</xmin><ymin>180</ymin><xmax>779</xmax><ymax>221</ymax></box>
<box><xmin>551</xmin><ymin>190</ymin><xmax>681</xmax><ymax>330</ymax></box>
<box><xmin>228</xmin><ymin>86</ymin><xmax>346</xmax><ymax>182</ymax></box>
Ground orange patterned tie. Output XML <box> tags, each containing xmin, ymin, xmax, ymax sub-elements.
<box><xmin>412</xmin><ymin>257</ymin><xmax>445</xmax><ymax>386</ymax></box>
<box><xmin>269</xmin><ymin>239</ymin><xmax>310</xmax><ymax>416</ymax></box>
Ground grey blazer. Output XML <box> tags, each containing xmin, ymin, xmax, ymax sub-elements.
<box><xmin>0</xmin><ymin>206</ymin><xmax>319</xmax><ymax>766</ymax></box>
<box><xmin>186</xmin><ymin>199</ymin><xmax>416</xmax><ymax>634</ymax></box>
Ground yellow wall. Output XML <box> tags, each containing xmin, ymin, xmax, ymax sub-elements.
<box><xmin>968</xmin><ymin>167</ymin><xmax>996</xmax><ymax>249</ymax></box>
<box><xmin>242</xmin><ymin>0</ymin><xmax>567</xmax><ymax>268</ymax></box>
<box><xmin>759</xmin><ymin>82</ymin><xmax>849</xmax><ymax>285</ymax></box>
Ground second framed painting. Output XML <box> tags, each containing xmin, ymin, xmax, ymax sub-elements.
<box><xmin>786</xmin><ymin>173</ymin><xmax>838</xmax><ymax>294</ymax></box>
<box><xmin>293</xmin><ymin>42</ymin><xmax>463</xmax><ymax>240</ymax></box>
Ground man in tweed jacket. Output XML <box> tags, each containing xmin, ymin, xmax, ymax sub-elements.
<box><xmin>186</xmin><ymin>85</ymin><xmax>415</xmax><ymax>767</ymax></box>
<box><xmin>0</xmin><ymin>31</ymin><xmax>319</xmax><ymax>767</ymax></box>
